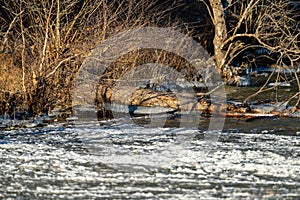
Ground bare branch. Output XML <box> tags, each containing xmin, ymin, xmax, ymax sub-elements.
<box><xmin>0</xmin><ymin>10</ymin><xmax>24</xmax><ymax>53</ymax></box>
<box><xmin>45</xmin><ymin>53</ymin><xmax>83</xmax><ymax>79</ymax></box>
<box><xmin>39</xmin><ymin>0</ymin><xmax>55</xmax><ymax>75</ymax></box>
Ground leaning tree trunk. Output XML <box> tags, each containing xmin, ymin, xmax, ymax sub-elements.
<box><xmin>209</xmin><ymin>0</ymin><xmax>227</xmax><ymax>73</ymax></box>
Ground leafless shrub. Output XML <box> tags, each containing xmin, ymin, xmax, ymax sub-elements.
<box><xmin>0</xmin><ymin>0</ymin><xmax>183</xmax><ymax>115</ymax></box>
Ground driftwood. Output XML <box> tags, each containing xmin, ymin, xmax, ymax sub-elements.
<box><xmin>96</xmin><ymin>84</ymin><xmax>300</xmax><ymax>118</ymax></box>
<box><xmin>96</xmin><ymin>84</ymin><xmax>216</xmax><ymax>113</ymax></box>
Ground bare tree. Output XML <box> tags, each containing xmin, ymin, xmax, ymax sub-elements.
<box><xmin>205</xmin><ymin>0</ymin><xmax>300</xmax><ymax>85</ymax></box>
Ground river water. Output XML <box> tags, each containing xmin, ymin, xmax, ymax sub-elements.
<box><xmin>0</xmin><ymin>115</ymin><xmax>299</xmax><ymax>199</ymax></box>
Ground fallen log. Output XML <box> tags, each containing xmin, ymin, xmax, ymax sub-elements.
<box><xmin>95</xmin><ymin>84</ymin><xmax>300</xmax><ymax>118</ymax></box>
<box><xmin>96</xmin><ymin>84</ymin><xmax>214</xmax><ymax>113</ymax></box>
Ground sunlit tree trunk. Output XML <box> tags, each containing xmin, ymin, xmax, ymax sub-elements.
<box><xmin>209</xmin><ymin>0</ymin><xmax>227</xmax><ymax>73</ymax></box>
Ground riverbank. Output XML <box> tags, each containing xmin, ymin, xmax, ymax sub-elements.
<box><xmin>1</xmin><ymin>0</ymin><xmax>299</xmax><ymax>118</ymax></box>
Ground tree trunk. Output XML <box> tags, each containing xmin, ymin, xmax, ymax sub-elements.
<box><xmin>209</xmin><ymin>0</ymin><xmax>227</xmax><ymax>72</ymax></box>
<box><xmin>95</xmin><ymin>84</ymin><xmax>300</xmax><ymax>118</ymax></box>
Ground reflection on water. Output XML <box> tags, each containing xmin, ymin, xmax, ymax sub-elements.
<box><xmin>0</xmin><ymin>116</ymin><xmax>299</xmax><ymax>199</ymax></box>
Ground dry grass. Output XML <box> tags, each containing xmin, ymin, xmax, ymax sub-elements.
<box><xmin>102</xmin><ymin>49</ymin><xmax>196</xmax><ymax>84</ymax></box>
<box><xmin>0</xmin><ymin>0</ymin><xmax>200</xmax><ymax>116</ymax></box>
<box><xmin>0</xmin><ymin>54</ymin><xmax>22</xmax><ymax>93</ymax></box>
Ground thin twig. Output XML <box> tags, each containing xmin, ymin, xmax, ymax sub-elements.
<box><xmin>20</xmin><ymin>5</ymin><xmax>27</xmax><ymax>103</ymax></box>
<box><xmin>45</xmin><ymin>53</ymin><xmax>82</xmax><ymax>79</ymax></box>
<box><xmin>39</xmin><ymin>0</ymin><xmax>54</xmax><ymax>74</ymax></box>
<box><xmin>196</xmin><ymin>83</ymin><xmax>224</xmax><ymax>97</ymax></box>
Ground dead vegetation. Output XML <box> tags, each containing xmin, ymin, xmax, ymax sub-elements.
<box><xmin>0</xmin><ymin>0</ymin><xmax>192</xmax><ymax>116</ymax></box>
<box><xmin>0</xmin><ymin>0</ymin><xmax>299</xmax><ymax>118</ymax></box>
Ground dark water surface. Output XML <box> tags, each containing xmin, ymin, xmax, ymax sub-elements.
<box><xmin>0</xmin><ymin>116</ymin><xmax>299</xmax><ymax>199</ymax></box>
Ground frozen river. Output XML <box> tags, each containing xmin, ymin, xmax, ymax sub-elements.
<box><xmin>0</xmin><ymin>116</ymin><xmax>300</xmax><ymax>199</ymax></box>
